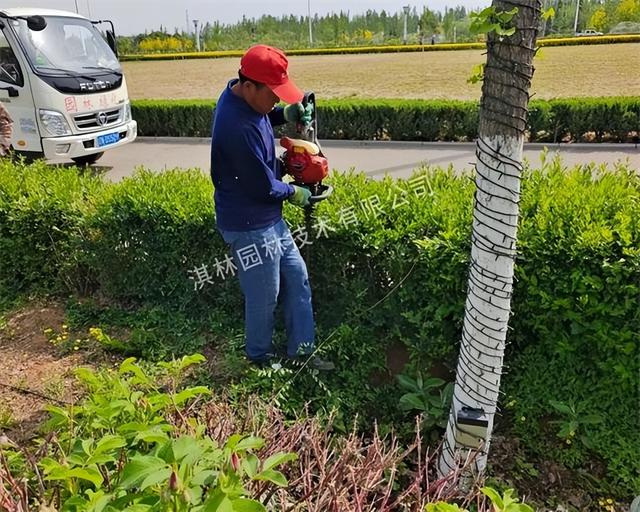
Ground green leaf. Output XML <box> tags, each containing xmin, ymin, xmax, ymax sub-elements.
<box><xmin>94</xmin><ymin>434</ymin><xmax>127</xmax><ymax>456</ymax></box>
<box><xmin>261</xmin><ymin>452</ymin><xmax>297</xmax><ymax>472</ymax></box>
<box><xmin>542</xmin><ymin>7</ymin><xmax>555</xmax><ymax>20</ymax></box>
<box><xmin>425</xmin><ymin>504</ymin><xmax>465</xmax><ymax>512</ymax></box>
<box><xmin>133</xmin><ymin>426</ymin><xmax>171</xmax><ymax>444</ymax></box>
<box><xmin>423</xmin><ymin>377</ymin><xmax>445</xmax><ymax>389</ymax></box>
<box><xmin>119</xmin><ymin>455</ymin><xmax>170</xmax><ymax>490</ymax></box>
<box><xmin>171</xmin><ymin>435</ymin><xmax>206</xmax><ymax>465</ymax></box>
<box><xmin>45</xmin><ymin>465</ymin><xmax>104</xmax><ymax>487</ymax></box>
<box><xmin>581</xmin><ymin>414</ymin><xmax>603</xmax><ymax>424</ymax></box>
<box><xmin>399</xmin><ymin>393</ymin><xmax>426</xmax><ymax>411</ymax></box>
<box><xmin>234</xmin><ymin>436</ymin><xmax>264</xmax><ymax>452</ymax></box>
<box><xmin>173</xmin><ymin>386</ymin><xmax>211</xmax><ymax>405</ymax></box>
<box><xmin>549</xmin><ymin>400</ymin><xmax>573</xmax><ymax>416</ymax></box>
<box><xmin>242</xmin><ymin>453</ymin><xmax>259</xmax><ymax>479</ymax></box>
<box><xmin>481</xmin><ymin>486</ymin><xmax>504</xmax><ymax>509</ymax></box>
<box><xmin>232</xmin><ymin>498</ymin><xmax>267</xmax><ymax>512</ymax></box>
<box><xmin>254</xmin><ymin>469</ymin><xmax>288</xmax><ymax>487</ymax></box>
<box><xmin>396</xmin><ymin>374</ymin><xmax>417</xmax><ymax>390</ymax></box>
<box><xmin>179</xmin><ymin>353</ymin><xmax>207</xmax><ymax>371</ymax></box>
<box><xmin>203</xmin><ymin>490</ymin><xmax>234</xmax><ymax>512</ymax></box>
<box><xmin>119</xmin><ymin>357</ymin><xmax>151</xmax><ymax>384</ymax></box>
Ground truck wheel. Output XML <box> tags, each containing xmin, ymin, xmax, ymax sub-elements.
<box><xmin>72</xmin><ymin>152</ymin><xmax>104</xmax><ymax>166</ymax></box>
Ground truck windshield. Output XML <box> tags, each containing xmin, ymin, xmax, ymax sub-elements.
<box><xmin>14</xmin><ymin>16</ymin><xmax>121</xmax><ymax>76</ymax></box>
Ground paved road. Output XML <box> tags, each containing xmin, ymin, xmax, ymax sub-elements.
<box><xmin>60</xmin><ymin>138</ymin><xmax>639</xmax><ymax>181</ymax></box>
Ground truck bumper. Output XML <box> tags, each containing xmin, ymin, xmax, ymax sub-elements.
<box><xmin>41</xmin><ymin>120</ymin><xmax>138</xmax><ymax>160</ymax></box>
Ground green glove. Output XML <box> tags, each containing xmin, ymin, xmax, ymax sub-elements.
<box><xmin>288</xmin><ymin>185</ymin><xmax>312</xmax><ymax>208</ymax></box>
<box><xmin>284</xmin><ymin>102</ymin><xmax>314</xmax><ymax>126</ymax></box>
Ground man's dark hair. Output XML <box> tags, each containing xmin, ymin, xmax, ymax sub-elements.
<box><xmin>239</xmin><ymin>71</ymin><xmax>265</xmax><ymax>88</ymax></box>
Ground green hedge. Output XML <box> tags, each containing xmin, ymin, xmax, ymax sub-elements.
<box><xmin>132</xmin><ymin>96</ymin><xmax>640</xmax><ymax>142</ymax></box>
<box><xmin>120</xmin><ymin>35</ymin><xmax>640</xmax><ymax>61</ymax></box>
<box><xmin>0</xmin><ymin>158</ymin><xmax>638</xmax><ymax>496</ymax></box>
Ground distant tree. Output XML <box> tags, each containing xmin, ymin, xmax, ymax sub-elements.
<box><xmin>589</xmin><ymin>7</ymin><xmax>609</xmax><ymax>30</ymax></box>
<box><xmin>616</xmin><ymin>0</ymin><xmax>640</xmax><ymax>22</ymax></box>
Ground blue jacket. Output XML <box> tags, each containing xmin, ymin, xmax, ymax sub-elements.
<box><xmin>210</xmin><ymin>79</ymin><xmax>294</xmax><ymax>231</ymax></box>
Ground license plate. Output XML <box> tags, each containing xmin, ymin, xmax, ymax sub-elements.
<box><xmin>97</xmin><ymin>132</ymin><xmax>120</xmax><ymax>147</ymax></box>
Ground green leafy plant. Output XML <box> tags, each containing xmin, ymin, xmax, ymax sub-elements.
<box><xmin>548</xmin><ymin>399</ymin><xmax>603</xmax><ymax>447</ymax></box>
<box><xmin>425</xmin><ymin>502</ymin><xmax>466</xmax><ymax>511</ymax></box>
<box><xmin>424</xmin><ymin>487</ymin><xmax>534</xmax><ymax>512</ymax></box>
<box><xmin>481</xmin><ymin>487</ymin><xmax>534</xmax><ymax>512</ymax></box>
<box><xmin>469</xmin><ymin>6</ymin><xmax>519</xmax><ymax>37</ymax></box>
<box><xmin>397</xmin><ymin>372</ymin><xmax>453</xmax><ymax>430</ymax></box>
<box><xmin>1</xmin><ymin>354</ymin><xmax>296</xmax><ymax>511</ymax></box>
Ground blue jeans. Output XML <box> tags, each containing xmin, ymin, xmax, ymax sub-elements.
<box><xmin>219</xmin><ymin>219</ymin><xmax>315</xmax><ymax>361</ymax></box>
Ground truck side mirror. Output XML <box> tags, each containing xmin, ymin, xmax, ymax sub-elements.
<box><xmin>106</xmin><ymin>30</ymin><xmax>118</xmax><ymax>58</ymax></box>
<box><xmin>0</xmin><ymin>86</ymin><xmax>19</xmax><ymax>97</ymax></box>
<box><xmin>26</xmin><ymin>15</ymin><xmax>47</xmax><ymax>31</ymax></box>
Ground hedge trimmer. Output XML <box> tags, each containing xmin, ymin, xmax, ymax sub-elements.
<box><xmin>280</xmin><ymin>92</ymin><xmax>333</xmax><ymax>259</ymax></box>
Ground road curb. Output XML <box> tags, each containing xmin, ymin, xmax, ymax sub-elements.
<box><xmin>135</xmin><ymin>137</ymin><xmax>639</xmax><ymax>151</ymax></box>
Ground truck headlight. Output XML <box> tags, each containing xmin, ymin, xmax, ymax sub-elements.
<box><xmin>123</xmin><ymin>101</ymin><xmax>132</xmax><ymax>122</ymax></box>
<box><xmin>39</xmin><ymin>110</ymin><xmax>72</xmax><ymax>137</ymax></box>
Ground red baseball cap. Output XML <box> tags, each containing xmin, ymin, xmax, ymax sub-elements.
<box><xmin>240</xmin><ymin>45</ymin><xmax>304</xmax><ymax>104</ymax></box>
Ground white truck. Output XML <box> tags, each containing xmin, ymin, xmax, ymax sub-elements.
<box><xmin>0</xmin><ymin>8</ymin><xmax>136</xmax><ymax>164</ymax></box>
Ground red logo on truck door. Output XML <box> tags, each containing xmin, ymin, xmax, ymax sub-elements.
<box><xmin>64</xmin><ymin>97</ymin><xmax>77</xmax><ymax>113</ymax></box>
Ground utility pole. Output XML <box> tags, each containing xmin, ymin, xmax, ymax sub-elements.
<box><xmin>403</xmin><ymin>5</ymin><xmax>410</xmax><ymax>44</ymax></box>
<box><xmin>186</xmin><ymin>10</ymin><xmax>190</xmax><ymax>34</ymax></box>
<box><xmin>193</xmin><ymin>19</ymin><xmax>200</xmax><ymax>51</ymax></box>
<box><xmin>308</xmin><ymin>0</ymin><xmax>313</xmax><ymax>46</ymax></box>
<box><xmin>573</xmin><ymin>0</ymin><xmax>581</xmax><ymax>33</ymax></box>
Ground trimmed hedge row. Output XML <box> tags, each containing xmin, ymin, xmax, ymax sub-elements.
<box><xmin>132</xmin><ymin>96</ymin><xmax>640</xmax><ymax>142</ymax></box>
<box><xmin>0</xmin><ymin>158</ymin><xmax>638</xmax><ymax>496</ymax></box>
<box><xmin>120</xmin><ymin>34</ymin><xmax>640</xmax><ymax>61</ymax></box>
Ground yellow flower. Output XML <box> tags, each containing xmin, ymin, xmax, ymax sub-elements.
<box><xmin>43</xmin><ymin>328</ymin><xmax>53</xmax><ymax>334</ymax></box>
<box><xmin>62</xmin><ymin>324</ymin><xmax>68</xmax><ymax>330</ymax></box>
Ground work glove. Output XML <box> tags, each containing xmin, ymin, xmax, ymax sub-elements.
<box><xmin>288</xmin><ymin>185</ymin><xmax>312</xmax><ymax>208</ymax></box>
<box><xmin>284</xmin><ymin>102</ymin><xmax>314</xmax><ymax>126</ymax></box>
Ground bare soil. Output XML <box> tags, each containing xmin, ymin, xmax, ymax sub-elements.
<box><xmin>122</xmin><ymin>43</ymin><xmax>640</xmax><ymax>101</ymax></box>
<box><xmin>0</xmin><ymin>303</ymin><xmax>92</xmax><ymax>440</ymax></box>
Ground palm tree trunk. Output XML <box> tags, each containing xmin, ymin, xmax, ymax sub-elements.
<box><xmin>439</xmin><ymin>0</ymin><xmax>542</xmax><ymax>480</ymax></box>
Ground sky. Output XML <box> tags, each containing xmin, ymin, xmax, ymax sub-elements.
<box><xmin>10</xmin><ymin>1</ymin><xmax>489</xmax><ymax>36</ymax></box>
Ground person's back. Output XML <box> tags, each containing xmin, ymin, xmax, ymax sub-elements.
<box><xmin>211</xmin><ymin>79</ymin><xmax>290</xmax><ymax>231</ymax></box>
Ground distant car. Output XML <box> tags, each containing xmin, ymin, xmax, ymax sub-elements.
<box><xmin>576</xmin><ymin>29</ymin><xmax>604</xmax><ymax>36</ymax></box>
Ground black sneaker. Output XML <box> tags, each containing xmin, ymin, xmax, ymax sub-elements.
<box><xmin>288</xmin><ymin>355</ymin><xmax>335</xmax><ymax>371</ymax></box>
<box><xmin>247</xmin><ymin>354</ymin><xmax>276</xmax><ymax>369</ymax></box>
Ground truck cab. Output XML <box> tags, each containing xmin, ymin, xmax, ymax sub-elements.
<box><xmin>0</xmin><ymin>8</ymin><xmax>136</xmax><ymax>164</ymax></box>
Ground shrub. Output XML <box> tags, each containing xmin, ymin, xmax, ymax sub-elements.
<box><xmin>131</xmin><ymin>96</ymin><xmax>640</xmax><ymax>142</ymax></box>
<box><xmin>0</xmin><ymin>157</ymin><xmax>637</xmax><ymax>496</ymax></box>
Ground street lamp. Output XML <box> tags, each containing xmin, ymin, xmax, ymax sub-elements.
<box><xmin>308</xmin><ymin>0</ymin><xmax>313</xmax><ymax>46</ymax></box>
<box><xmin>403</xmin><ymin>5</ymin><xmax>410</xmax><ymax>44</ymax></box>
<box><xmin>193</xmin><ymin>19</ymin><xmax>200</xmax><ymax>52</ymax></box>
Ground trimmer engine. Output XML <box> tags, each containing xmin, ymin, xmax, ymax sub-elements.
<box><xmin>280</xmin><ymin>136</ymin><xmax>328</xmax><ymax>196</ymax></box>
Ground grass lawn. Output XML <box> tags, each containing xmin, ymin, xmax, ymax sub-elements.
<box><xmin>123</xmin><ymin>42</ymin><xmax>640</xmax><ymax>101</ymax></box>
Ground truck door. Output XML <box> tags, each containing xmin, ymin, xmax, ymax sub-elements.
<box><xmin>0</xmin><ymin>26</ymin><xmax>41</xmax><ymax>153</ymax></box>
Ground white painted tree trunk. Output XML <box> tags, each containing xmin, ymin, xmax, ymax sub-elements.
<box><xmin>439</xmin><ymin>135</ymin><xmax>522</xmax><ymax>477</ymax></box>
<box><xmin>439</xmin><ymin>0</ymin><xmax>541</xmax><ymax>481</ymax></box>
